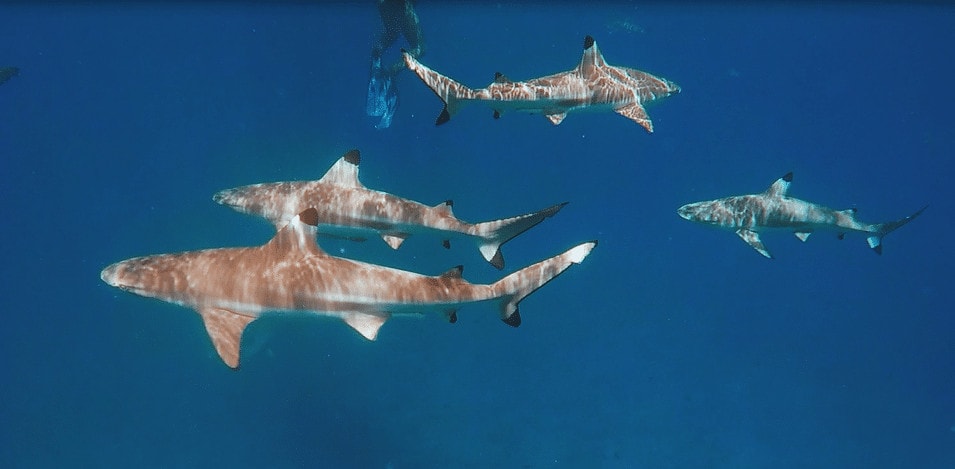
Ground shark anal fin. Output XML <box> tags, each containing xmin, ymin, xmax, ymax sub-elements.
<box><xmin>382</xmin><ymin>233</ymin><xmax>409</xmax><ymax>250</ymax></box>
<box><xmin>838</xmin><ymin>233</ymin><xmax>846</xmax><ymax>240</ymax></box>
<box><xmin>342</xmin><ymin>312</ymin><xmax>390</xmax><ymax>340</ymax></box>
<box><xmin>546</xmin><ymin>112</ymin><xmax>567</xmax><ymax>125</ymax></box>
<box><xmin>794</xmin><ymin>231</ymin><xmax>812</xmax><ymax>242</ymax></box>
<box><xmin>446</xmin><ymin>310</ymin><xmax>458</xmax><ymax>324</ymax></box>
<box><xmin>614</xmin><ymin>103</ymin><xmax>652</xmax><ymax>133</ymax></box>
<box><xmin>736</xmin><ymin>229</ymin><xmax>772</xmax><ymax>259</ymax></box>
<box><xmin>442</xmin><ymin>239</ymin><xmax>451</xmax><ymax>249</ymax></box>
<box><xmin>493</xmin><ymin>110</ymin><xmax>501</xmax><ymax>119</ymax></box>
<box><xmin>198</xmin><ymin>307</ymin><xmax>255</xmax><ymax>369</ymax></box>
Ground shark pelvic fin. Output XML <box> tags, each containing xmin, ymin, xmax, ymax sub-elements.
<box><xmin>794</xmin><ymin>231</ymin><xmax>812</xmax><ymax>242</ymax></box>
<box><xmin>199</xmin><ymin>307</ymin><xmax>255</xmax><ymax>369</ymax></box>
<box><xmin>382</xmin><ymin>233</ymin><xmax>409</xmax><ymax>250</ymax></box>
<box><xmin>737</xmin><ymin>229</ymin><xmax>772</xmax><ymax>258</ymax></box>
<box><xmin>342</xmin><ymin>312</ymin><xmax>390</xmax><ymax>340</ymax></box>
<box><xmin>764</xmin><ymin>172</ymin><xmax>793</xmax><ymax>198</ymax></box>
<box><xmin>319</xmin><ymin>149</ymin><xmax>363</xmax><ymax>188</ymax></box>
<box><xmin>546</xmin><ymin>112</ymin><xmax>568</xmax><ymax>125</ymax></box>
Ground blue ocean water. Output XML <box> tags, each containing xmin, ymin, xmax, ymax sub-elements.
<box><xmin>2</xmin><ymin>2</ymin><xmax>954</xmax><ymax>467</ymax></box>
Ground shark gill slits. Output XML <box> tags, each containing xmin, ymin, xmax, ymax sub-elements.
<box><xmin>584</xmin><ymin>35</ymin><xmax>595</xmax><ymax>49</ymax></box>
<box><xmin>343</xmin><ymin>149</ymin><xmax>361</xmax><ymax>165</ymax></box>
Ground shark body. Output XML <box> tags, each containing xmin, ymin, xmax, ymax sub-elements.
<box><xmin>214</xmin><ymin>149</ymin><xmax>565</xmax><ymax>270</ymax></box>
<box><xmin>677</xmin><ymin>172</ymin><xmax>926</xmax><ymax>258</ymax></box>
<box><xmin>101</xmin><ymin>208</ymin><xmax>596</xmax><ymax>368</ymax></box>
<box><xmin>403</xmin><ymin>35</ymin><xmax>680</xmax><ymax>132</ymax></box>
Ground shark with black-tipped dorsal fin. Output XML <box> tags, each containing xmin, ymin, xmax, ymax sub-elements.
<box><xmin>677</xmin><ymin>172</ymin><xmax>926</xmax><ymax>258</ymax></box>
<box><xmin>402</xmin><ymin>35</ymin><xmax>680</xmax><ymax>131</ymax></box>
<box><xmin>213</xmin><ymin>149</ymin><xmax>566</xmax><ymax>270</ymax></box>
<box><xmin>101</xmin><ymin>208</ymin><xmax>596</xmax><ymax>369</ymax></box>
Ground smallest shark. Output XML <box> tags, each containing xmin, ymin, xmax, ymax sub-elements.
<box><xmin>403</xmin><ymin>35</ymin><xmax>679</xmax><ymax>131</ymax></box>
<box><xmin>678</xmin><ymin>172</ymin><xmax>926</xmax><ymax>258</ymax></box>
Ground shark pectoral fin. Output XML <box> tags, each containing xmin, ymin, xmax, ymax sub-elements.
<box><xmin>342</xmin><ymin>312</ymin><xmax>390</xmax><ymax>340</ymax></box>
<box><xmin>545</xmin><ymin>112</ymin><xmax>567</xmax><ymax>125</ymax></box>
<box><xmin>198</xmin><ymin>307</ymin><xmax>255</xmax><ymax>369</ymax></box>
<box><xmin>479</xmin><ymin>242</ymin><xmax>504</xmax><ymax>270</ymax></box>
<box><xmin>382</xmin><ymin>233</ymin><xmax>409</xmax><ymax>250</ymax></box>
<box><xmin>736</xmin><ymin>229</ymin><xmax>772</xmax><ymax>258</ymax></box>
<box><xmin>794</xmin><ymin>231</ymin><xmax>812</xmax><ymax>242</ymax></box>
<box><xmin>615</xmin><ymin>103</ymin><xmax>653</xmax><ymax>133</ymax></box>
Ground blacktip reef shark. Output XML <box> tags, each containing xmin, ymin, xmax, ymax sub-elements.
<box><xmin>101</xmin><ymin>208</ymin><xmax>596</xmax><ymax>369</ymax></box>
<box><xmin>677</xmin><ymin>172</ymin><xmax>926</xmax><ymax>258</ymax></box>
<box><xmin>213</xmin><ymin>149</ymin><xmax>565</xmax><ymax>270</ymax></box>
<box><xmin>402</xmin><ymin>35</ymin><xmax>680</xmax><ymax>132</ymax></box>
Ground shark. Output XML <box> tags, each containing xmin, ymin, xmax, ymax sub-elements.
<box><xmin>101</xmin><ymin>208</ymin><xmax>596</xmax><ymax>369</ymax></box>
<box><xmin>213</xmin><ymin>149</ymin><xmax>565</xmax><ymax>270</ymax></box>
<box><xmin>677</xmin><ymin>172</ymin><xmax>927</xmax><ymax>258</ymax></box>
<box><xmin>402</xmin><ymin>35</ymin><xmax>680</xmax><ymax>132</ymax></box>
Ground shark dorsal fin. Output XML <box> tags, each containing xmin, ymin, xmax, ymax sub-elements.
<box><xmin>494</xmin><ymin>72</ymin><xmax>513</xmax><ymax>84</ymax></box>
<box><xmin>267</xmin><ymin>208</ymin><xmax>324</xmax><ymax>256</ymax></box>
<box><xmin>319</xmin><ymin>149</ymin><xmax>363</xmax><ymax>188</ymax></box>
<box><xmin>434</xmin><ymin>199</ymin><xmax>454</xmax><ymax>216</ymax></box>
<box><xmin>199</xmin><ymin>307</ymin><xmax>256</xmax><ymax>369</ymax></box>
<box><xmin>578</xmin><ymin>35</ymin><xmax>606</xmax><ymax>77</ymax></box>
<box><xmin>764</xmin><ymin>172</ymin><xmax>793</xmax><ymax>198</ymax></box>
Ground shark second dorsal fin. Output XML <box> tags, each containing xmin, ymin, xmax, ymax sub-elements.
<box><xmin>267</xmin><ymin>208</ymin><xmax>324</xmax><ymax>256</ymax></box>
<box><xmin>439</xmin><ymin>265</ymin><xmax>464</xmax><ymax>279</ymax></box>
<box><xmin>578</xmin><ymin>35</ymin><xmax>605</xmax><ymax>77</ymax></box>
<box><xmin>199</xmin><ymin>307</ymin><xmax>256</xmax><ymax>369</ymax></box>
<box><xmin>764</xmin><ymin>172</ymin><xmax>793</xmax><ymax>198</ymax></box>
<box><xmin>319</xmin><ymin>149</ymin><xmax>363</xmax><ymax>188</ymax></box>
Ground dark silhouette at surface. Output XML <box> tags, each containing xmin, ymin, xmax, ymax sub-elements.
<box><xmin>0</xmin><ymin>67</ymin><xmax>18</xmax><ymax>85</ymax></box>
<box><xmin>366</xmin><ymin>0</ymin><xmax>424</xmax><ymax>129</ymax></box>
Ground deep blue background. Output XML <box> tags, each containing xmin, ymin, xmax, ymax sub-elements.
<box><xmin>2</xmin><ymin>3</ymin><xmax>954</xmax><ymax>467</ymax></box>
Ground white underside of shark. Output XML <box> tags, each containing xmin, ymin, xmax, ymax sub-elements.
<box><xmin>101</xmin><ymin>208</ymin><xmax>596</xmax><ymax>369</ymax></box>
<box><xmin>403</xmin><ymin>35</ymin><xmax>680</xmax><ymax>132</ymax></box>
<box><xmin>213</xmin><ymin>149</ymin><xmax>565</xmax><ymax>270</ymax></box>
<box><xmin>677</xmin><ymin>172</ymin><xmax>926</xmax><ymax>258</ymax></box>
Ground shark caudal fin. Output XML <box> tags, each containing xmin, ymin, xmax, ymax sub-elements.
<box><xmin>474</xmin><ymin>202</ymin><xmax>568</xmax><ymax>270</ymax></box>
<box><xmin>402</xmin><ymin>50</ymin><xmax>472</xmax><ymax>125</ymax></box>
<box><xmin>866</xmin><ymin>205</ymin><xmax>928</xmax><ymax>254</ymax></box>
<box><xmin>493</xmin><ymin>241</ymin><xmax>596</xmax><ymax>327</ymax></box>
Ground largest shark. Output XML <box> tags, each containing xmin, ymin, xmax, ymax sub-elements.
<box><xmin>213</xmin><ymin>149</ymin><xmax>565</xmax><ymax>270</ymax></box>
<box><xmin>677</xmin><ymin>172</ymin><xmax>926</xmax><ymax>258</ymax></box>
<box><xmin>101</xmin><ymin>208</ymin><xmax>596</xmax><ymax>369</ymax></box>
<box><xmin>402</xmin><ymin>35</ymin><xmax>680</xmax><ymax>132</ymax></box>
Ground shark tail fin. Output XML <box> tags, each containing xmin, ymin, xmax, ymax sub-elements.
<box><xmin>866</xmin><ymin>205</ymin><xmax>927</xmax><ymax>255</ymax></box>
<box><xmin>402</xmin><ymin>50</ymin><xmax>471</xmax><ymax>125</ymax></box>
<box><xmin>492</xmin><ymin>241</ymin><xmax>596</xmax><ymax>327</ymax></box>
<box><xmin>473</xmin><ymin>202</ymin><xmax>568</xmax><ymax>270</ymax></box>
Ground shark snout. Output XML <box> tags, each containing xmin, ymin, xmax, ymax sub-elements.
<box><xmin>677</xmin><ymin>204</ymin><xmax>694</xmax><ymax>221</ymax></box>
